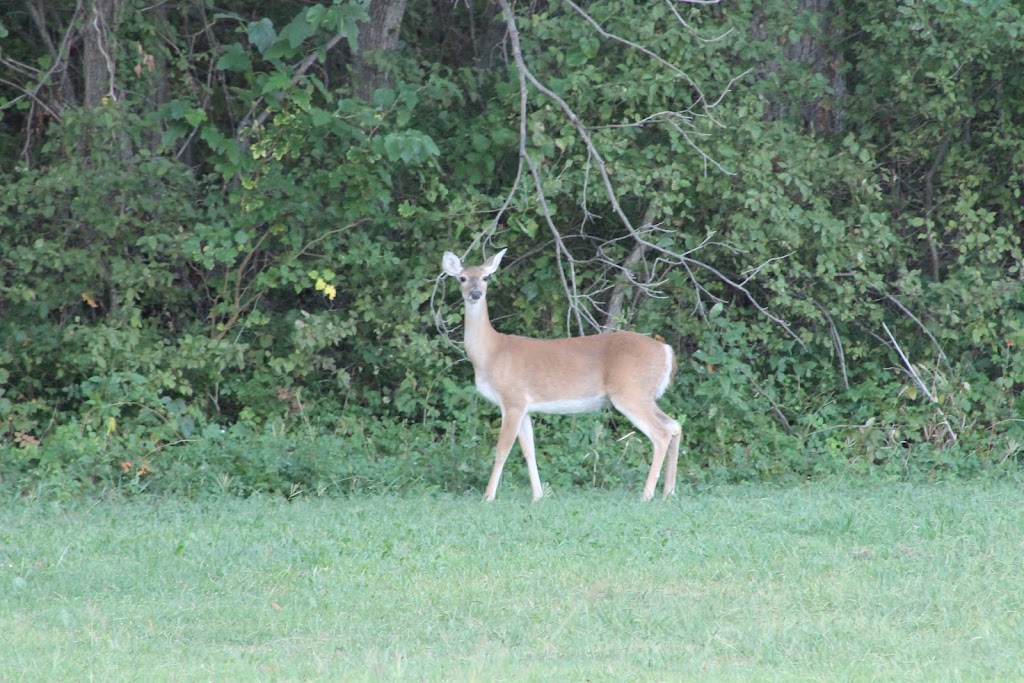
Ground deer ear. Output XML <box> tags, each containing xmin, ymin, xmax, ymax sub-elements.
<box><xmin>442</xmin><ymin>252</ymin><xmax>463</xmax><ymax>277</ymax></box>
<box><xmin>482</xmin><ymin>248</ymin><xmax>507</xmax><ymax>275</ymax></box>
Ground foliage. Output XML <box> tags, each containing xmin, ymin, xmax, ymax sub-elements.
<box><xmin>1</xmin><ymin>0</ymin><xmax>1022</xmax><ymax>496</ymax></box>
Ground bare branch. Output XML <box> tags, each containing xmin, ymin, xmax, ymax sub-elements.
<box><xmin>744</xmin><ymin>369</ymin><xmax>795</xmax><ymax>435</ymax></box>
<box><xmin>882</xmin><ymin>322</ymin><xmax>934</xmax><ymax>403</ymax></box>
<box><xmin>740</xmin><ymin>250</ymin><xmax>795</xmax><ymax>286</ymax></box>
<box><xmin>90</xmin><ymin>3</ymin><xmax>119</xmax><ymax>102</ymax></box>
<box><xmin>874</xmin><ymin>287</ymin><xmax>946</xmax><ymax>361</ymax></box>
<box><xmin>684</xmin><ymin>256</ymin><xmax>802</xmax><ymax>344</ymax></box>
<box><xmin>498</xmin><ymin>0</ymin><xmax>593</xmax><ymax>333</ymax></box>
<box><xmin>602</xmin><ymin>206</ymin><xmax>656</xmax><ymax>332</ymax></box>
<box><xmin>663</xmin><ymin>0</ymin><xmax>732</xmax><ymax>42</ymax></box>
<box><xmin>494</xmin><ymin>0</ymin><xmax>799</xmax><ymax>343</ymax></box>
<box><xmin>562</xmin><ymin>0</ymin><xmax>718</xmax><ymax>122</ymax></box>
<box><xmin>882</xmin><ymin>322</ymin><xmax>957</xmax><ymax>444</ymax></box>
<box><xmin>9</xmin><ymin>0</ymin><xmax>85</xmax><ymax>162</ymax></box>
<box><xmin>0</xmin><ymin>76</ymin><xmax>61</xmax><ymax>120</ymax></box>
<box><xmin>814</xmin><ymin>301</ymin><xmax>849</xmax><ymax>390</ymax></box>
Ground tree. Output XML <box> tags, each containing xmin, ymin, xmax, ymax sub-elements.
<box><xmin>82</xmin><ymin>0</ymin><xmax>120</xmax><ymax>108</ymax></box>
<box><xmin>487</xmin><ymin>0</ymin><xmax>789</xmax><ymax>338</ymax></box>
<box><xmin>351</xmin><ymin>0</ymin><xmax>408</xmax><ymax>99</ymax></box>
<box><xmin>1</xmin><ymin>0</ymin><xmax>1021</xmax><ymax>490</ymax></box>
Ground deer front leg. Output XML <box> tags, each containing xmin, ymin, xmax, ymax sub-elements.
<box><xmin>484</xmin><ymin>406</ymin><xmax>526</xmax><ymax>501</ymax></box>
<box><xmin>516</xmin><ymin>414</ymin><xmax>543</xmax><ymax>501</ymax></box>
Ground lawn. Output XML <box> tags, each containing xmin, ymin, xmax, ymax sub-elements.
<box><xmin>2</xmin><ymin>480</ymin><xmax>1022</xmax><ymax>681</ymax></box>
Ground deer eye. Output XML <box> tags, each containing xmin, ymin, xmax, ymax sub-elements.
<box><xmin>482</xmin><ymin>275</ymin><xmax>489</xmax><ymax>281</ymax></box>
<box><xmin>459</xmin><ymin>276</ymin><xmax>467</xmax><ymax>283</ymax></box>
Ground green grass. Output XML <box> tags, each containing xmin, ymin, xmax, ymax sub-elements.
<box><xmin>2</xmin><ymin>480</ymin><xmax>1023</xmax><ymax>681</ymax></box>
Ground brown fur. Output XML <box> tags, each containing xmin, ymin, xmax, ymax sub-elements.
<box><xmin>443</xmin><ymin>249</ymin><xmax>681</xmax><ymax>501</ymax></box>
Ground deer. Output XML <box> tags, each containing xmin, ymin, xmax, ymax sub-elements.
<box><xmin>442</xmin><ymin>248</ymin><xmax>682</xmax><ymax>502</ymax></box>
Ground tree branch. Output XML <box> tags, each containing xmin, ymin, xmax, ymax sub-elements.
<box><xmin>872</xmin><ymin>286</ymin><xmax>946</xmax><ymax>361</ymax></box>
<box><xmin>562</xmin><ymin>0</ymin><xmax>719</xmax><ymax>122</ymax></box>
<box><xmin>495</xmin><ymin>0</ymin><xmax>800</xmax><ymax>344</ymax></box>
<box><xmin>602</xmin><ymin>205</ymin><xmax>657</xmax><ymax>331</ymax></box>
<box><xmin>882</xmin><ymin>322</ymin><xmax>956</xmax><ymax>444</ymax></box>
<box><xmin>237</xmin><ymin>32</ymin><xmax>347</xmax><ymax>136</ymax></box>
<box><xmin>814</xmin><ymin>300</ymin><xmax>849</xmax><ymax>390</ymax></box>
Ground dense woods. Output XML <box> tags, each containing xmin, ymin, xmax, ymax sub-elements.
<box><xmin>1</xmin><ymin>0</ymin><xmax>1021</xmax><ymax>495</ymax></box>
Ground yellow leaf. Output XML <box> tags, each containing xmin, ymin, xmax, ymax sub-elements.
<box><xmin>106</xmin><ymin>416</ymin><xmax>117</xmax><ymax>435</ymax></box>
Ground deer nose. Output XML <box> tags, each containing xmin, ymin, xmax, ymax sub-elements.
<box><xmin>469</xmin><ymin>288</ymin><xmax>483</xmax><ymax>301</ymax></box>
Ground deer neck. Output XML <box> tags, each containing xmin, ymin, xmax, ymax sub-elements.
<box><xmin>462</xmin><ymin>298</ymin><xmax>500</xmax><ymax>370</ymax></box>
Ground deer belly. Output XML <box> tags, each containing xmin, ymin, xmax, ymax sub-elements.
<box><xmin>474</xmin><ymin>376</ymin><xmax>608</xmax><ymax>414</ymax></box>
<box><xmin>529</xmin><ymin>395</ymin><xmax>609</xmax><ymax>415</ymax></box>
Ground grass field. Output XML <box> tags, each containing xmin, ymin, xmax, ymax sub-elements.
<box><xmin>2</xmin><ymin>479</ymin><xmax>1023</xmax><ymax>681</ymax></box>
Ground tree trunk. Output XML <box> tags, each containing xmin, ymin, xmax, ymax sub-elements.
<box><xmin>82</xmin><ymin>0</ymin><xmax>119</xmax><ymax>108</ymax></box>
<box><xmin>757</xmin><ymin>0</ymin><xmax>845</xmax><ymax>135</ymax></box>
<box><xmin>788</xmin><ymin>0</ymin><xmax>845</xmax><ymax>134</ymax></box>
<box><xmin>351</xmin><ymin>0</ymin><xmax>408</xmax><ymax>100</ymax></box>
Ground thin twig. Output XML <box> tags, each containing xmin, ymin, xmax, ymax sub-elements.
<box><xmin>496</xmin><ymin>0</ymin><xmax>798</xmax><ymax>343</ymax></box>
<box><xmin>237</xmin><ymin>33</ymin><xmax>347</xmax><ymax>135</ymax></box>
<box><xmin>875</xmin><ymin>288</ymin><xmax>946</xmax><ymax>361</ymax></box>
<box><xmin>814</xmin><ymin>301</ymin><xmax>849</xmax><ymax>390</ymax></box>
<box><xmin>882</xmin><ymin>322</ymin><xmax>957</xmax><ymax>443</ymax></box>
<box><xmin>882</xmin><ymin>322</ymin><xmax>934</xmax><ymax>402</ymax></box>
<box><xmin>663</xmin><ymin>0</ymin><xmax>732</xmax><ymax>42</ymax></box>
<box><xmin>743</xmin><ymin>370</ymin><xmax>794</xmax><ymax>435</ymax></box>
<box><xmin>562</xmin><ymin>0</ymin><xmax>716</xmax><ymax>122</ymax></box>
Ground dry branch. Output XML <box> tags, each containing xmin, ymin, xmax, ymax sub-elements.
<box><xmin>882</xmin><ymin>322</ymin><xmax>957</xmax><ymax>444</ymax></box>
<box><xmin>814</xmin><ymin>301</ymin><xmax>849</xmax><ymax>390</ymax></box>
<box><xmin>493</xmin><ymin>0</ymin><xmax>800</xmax><ymax>344</ymax></box>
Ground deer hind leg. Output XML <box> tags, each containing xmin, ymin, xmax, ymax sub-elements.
<box><xmin>612</xmin><ymin>398</ymin><xmax>680</xmax><ymax>501</ymax></box>
<box><xmin>516</xmin><ymin>414</ymin><xmax>544</xmax><ymax>501</ymax></box>
<box><xmin>484</xmin><ymin>405</ymin><xmax>527</xmax><ymax>502</ymax></box>
<box><xmin>661</xmin><ymin>414</ymin><xmax>682</xmax><ymax>499</ymax></box>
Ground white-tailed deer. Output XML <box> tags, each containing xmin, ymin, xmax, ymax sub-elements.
<box><xmin>442</xmin><ymin>248</ymin><xmax>681</xmax><ymax>501</ymax></box>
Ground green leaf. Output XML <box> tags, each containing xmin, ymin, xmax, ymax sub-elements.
<box><xmin>306</xmin><ymin>5</ymin><xmax>327</xmax><ymax>29</ymax></box>
<box><xmin>261</xmin><ymin>72</ymin><xmax>294</xmax><ymax>96</ymax></box>
<box><xmin>335</xmin><ymin>2</ymin><xmax>369</xmax><ymax>52</ymax></box>
<box><xmin>379</xmin><ymin>131</ymin><xmax>440</xmax><ymax>164</ymax></box>
<box><xmin>471</xmin><ymin>133</ymin><xmax>490</xmax><ymax>153</ymax></box>
<box><xmin>247</xmin><ymin>18</ymin><xmax>276</xmax><ymax>54</ymax></box>
<box><xmin>177</xmin><ymin>414</ymin><xmax>196</xmax><ymax>438</ymax></box>
<box><xmin>310</xmin><ymin>107</ymin><xmax>334</xmax><ymax>127</ymax></box>
<box><xmin>215</xmin><ymin>43</ymin><xmax>251</xmax><ymax>72</ymax></box>
<box><xmin>518</xmin><ymin>217</ymin><xmax>538</xmax><ymax>239</ymax></box>
<box><xmin>280</xmin><ymin>14</ymin><xmax>314</xmax><ymax>49</ymax></box>
<box><xmin>184</xmin><ymin>108</ymin><xmax>207</xmax><ymax>127</ymax></box>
